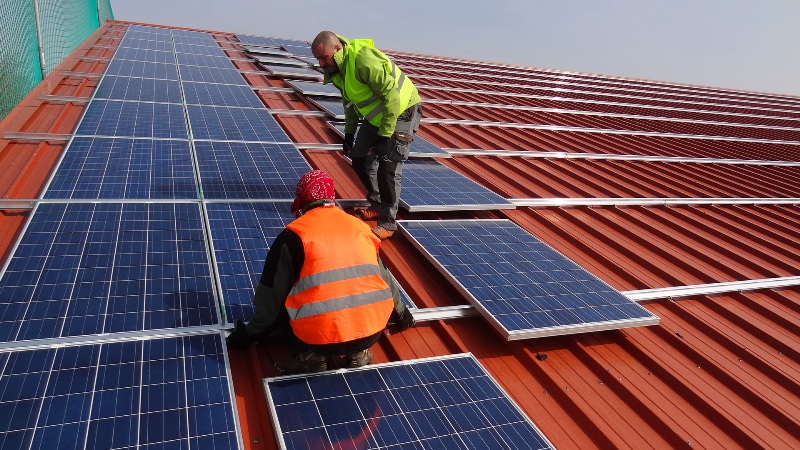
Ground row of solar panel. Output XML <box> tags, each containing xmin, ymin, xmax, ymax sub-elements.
<box><xmin>0</xmin><ymin>331</ymin><xmax>241</xmax><ymax>449</ymax></box>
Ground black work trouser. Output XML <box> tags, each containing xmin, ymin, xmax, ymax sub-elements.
<box><xmin>271</xmin><ymin>308</ymin><xmax>382</xmax><ymax>356</ymax></box>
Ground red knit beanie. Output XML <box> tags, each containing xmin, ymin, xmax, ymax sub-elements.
<box><xmin>290</xmin><ymin>170</ymin><xmax>336</xmax><ymax>213</ymax></box>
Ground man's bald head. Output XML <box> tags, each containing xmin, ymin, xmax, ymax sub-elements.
<box><xmin>312</xmin><ymin>31</ymin><xmax>342</xmax><ymax>75</ymax></box>
<box><xmin>312</xmin><ymin>31</ymin><xmax>339</xmax><ymax>51</ymax></box>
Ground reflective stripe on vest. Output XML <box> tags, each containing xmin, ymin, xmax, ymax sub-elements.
<box><xmin>286</xmin><ymin>287</ymin><xmax>393</xmax><ymax>320</ymax></box>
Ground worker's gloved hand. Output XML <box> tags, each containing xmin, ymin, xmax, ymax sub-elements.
<box><xmin>226</xmin><ymin>320</ymin><xmax>255</xmax><ymax>349</ymax></box>
<box><xmin>373</xmin><ymin>136</ymin><xmax>390</xmax><ymax>157</ymax></box>
<box><xmin>343</xmin><ymin>133</ymin><xmax>355</xmax><ymax>156</ymax></box>
<box><xmin>388</xmin><ymin>306</ymin><xmax>415</xmax><ymax>334</ymax></box>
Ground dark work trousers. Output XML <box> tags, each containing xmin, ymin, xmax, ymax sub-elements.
<box><xmin>270</xmin><ymin>307</ymin><xmax>382</xmax><ymax>356</ymax></box>
<box><xmin>350</xmin><ymin>104</ymin><xmax>422</xmax><ymax>230</ymax></box>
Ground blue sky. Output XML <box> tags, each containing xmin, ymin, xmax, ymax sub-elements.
<box><xmin>111</xmin><ymin>0</ymin><xmax>800</xmax><ymax>96</ymax></box>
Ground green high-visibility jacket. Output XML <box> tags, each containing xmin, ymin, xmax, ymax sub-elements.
<box><xmin>323</xmin><ymin>35</ymin><xmax>420</xmax><ymax>138</ymax></box>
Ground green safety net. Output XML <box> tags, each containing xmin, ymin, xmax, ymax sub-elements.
<box><xmin>0</xmin><ymin>0</ymin><xmax>113</xmax><ymax>121</ymax></box>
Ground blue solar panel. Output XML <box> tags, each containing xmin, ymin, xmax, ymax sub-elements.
<box><xmin>0</xmin><ymin>203</ymin><xmax>218</xmax><ymax>343</ymax></box>
<box><xmin>105</xmin><ymin>59</ymin><xmax>179</xmax><ymax>80</ymax></box>
<box><xmin>329</xmin><ymin>122</ymin><xmax>450</xmax><ymax>158</ymax></box>
<box><xmin>94</xmin><ymin>75</ymin><xmax>183</xmax><ymax>103</ymax></box>
<box><xmin>307</xmin><ymin>97</ymin><xmax>345</xmax><ymax>120</ymax></box>
<box><xmin>0</xmin><ymin>333</ymin><xmax>240</xmax><ymax>449</ymax></box>
<box><xmin>178</xmin><ymin>65</ymin><xmax>247</xmax><ymax>85</ymax></box>
<box><xmin>183</xmin><ymin>82</ymin><xmax>265</xmax><ymax>108</ymax></box>
<box><xmin>286</xmin><ymin>80</ymin><xmax>341</xmax><ymax>97</ymax></box>
<box><xmin>174</xmin><ymin>43</ymin><xmax>226</xmax><ymax>57</ymax></box>
<box><xmin>171</xmin><ymin>29</ymin><xmax>214</xmax><ymax>39</ymax></box>
<box><xmin>273</xmin><ymin>38</ymin><xmax>309</xmax><ymax>48</ymax></box>
<box><xmin>260</xmin><ymin>63</ymin><xmax>322</xmax><ymax>80</ymax></box>
<box><xmin>236</xmin><ymin>34</ymin><xmax>279</xmax><ymax>47</ymax></box>
<box><xmin>118</xmin><ymin>38</ymin><xmax>174</xmax><ymax>52</ymax></box>
<box><xmin>177</xmin><ymin>53</ymin><xmax>235</xmax><ymax>69</ymax></box>
<box><xmin>399</xmin><ymin>219</ymin><xmax>659</xmax><ymax>340</ymax></box>
<box><xmin>112</xmin><ymin>47</ymin><xmax>176</xmax><ymax>64</ymax></box>
<box><xmin>264</xmin><ymin>353</ymin><xmax>554</xmax><ymax>450</ymax></box>
<box><xmin>172</xmin><ymin>35</ymin><xmax>218</xmax><ymax>47</ymax></box>
<box><xmin>126</xmin><ymin>25</ymin><xmax>172</xmax><ymax>37</ymax></box>
<box><xmin>399</xmin><ymin>161</ymin><xmax>513</xmax><ymax>211</ymax></box>
<box><xmin>76</xmin><ymin>100</ymin><xmax>188</xmax><ymax>139</ymax></box>
<box><xmin>205</xmin><ymin>202</ymin><xmax>294</xmax><ymax>323</ymax></box>
<box><xmin>195</xmin><ymin>141</ymin><xmax>310</xmax><ymax>199</ymax></box>
<box><xmin>44</xmin><ymin>137</ymin><xmax>197</xmax><ymax>199</ymax></box>
<box><xmin>282</xmin><ymin>44</ymin><xmax>314</xmax><ymax>58</ymax></box>
<box><xmin>188</xmin><ymin>105</ymin><xmax>291</xmax><ymax>142</ymax></box>
<box><xmin>245</xmin><ymin>47</ymin><xmax>293</xmax><ymax>58</ymax></box>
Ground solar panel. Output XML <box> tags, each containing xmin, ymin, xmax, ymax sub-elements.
<box><xmin>105</xmin><ymin>59</ymin><xmax>179</xmax><ymax>80</ymax></box>
<box><xmin>172</xmin><ymin>35</ymin><xmax>218</xmax><ymax>47</ymax></box>
<box><xmin>0</xmin><ymin>202</ymin><xmax>218</xmax><ymax>343</ymax></box>
<box><xmin>205</xmin><ymin>202</ymin><xmax>294</xmax><ymax>323</ymax></box>
<box><xmin>127</xmin><ymin>25</ymin><xmax>172</xmax><ymax>36</ymax></box>
<box><xmin>76</xmin><ymin>100</ymin><xmax>188</xmax><ymax>139</ymax></box>
<box><xmin>93</xmin><ymin>75</ymin><xmax>183</xmax><ymax>103</ymax></box>
<box><xmin>251</xmin><ymin>56</ymin><xmax>309</xmax><ymax>67</ymax></box>
<box><xmin>307</xmin><ymin>96</ymin><xmax>345</xmax><ymax>120</ymax></box>
<box><xmin>245</xmin><ymin>47</ymin><xmax>293</xmax><ymax>58</ymax></box>
<box><xmin>281</xmin><ymin>45</ymin><xmax>314</xmax><ymax>58</ymax></box>
<box><xmin>236</xmin><ymin>34</ymin><xmax>279</xmax><ymax>47</ymax></box>
<box><xmin>43</xmin><ymin>137</ymin><xmax>197</xmax><ymax>200</ymax></box>
<box><xmin>286</xmin><ymin>80</ymin><xmax>341</xmax><ymax>97</ymax></box>
<box><xmin>187</xmin><ymin>105</ymin><xmax>291</xmax><ymax>142</ymax></box>
<box><xmin>182</xmin><ymin>82</ymin><xmax>265</xmax><ymax>108</ymax></box>
<box><xmin>264</xmin><ymin>353</ymin><xmax>554</xmax><ymax>450</ymax></box>
<box><xmin>172</xmin><ymin>29</ymin><xmax>214</xmax><ymax>39</ymax></box>
<box><xmin>178</xmin><ymin>65</ymin><xmax>248</xmax><ymax>85</ymax></box>
<box><xmin>174</xmin><ymin>42</ymin><xmax>227</xmax><ymax>57</ymax></box>
<box><xmin>195</xmin><ymin>141</ymin><xmax>311</xmax><ymax>200</ymax></box>
<box><xmin>118</xmin><ymin>38</ymin><xmax>174</xmax><ymax>52</ymax></box>
<box><xmin>177</xmin><ymin>53</ymin><xmax>235</xmax><ymax>69</ymax></box>
<box><xmin>273</xmin><ymin>38</ymin><xmax>309</xmax><ymax>48</ymax></box>
<box><xmin>112</xmin><ymin>47</ymin><xmax>176</xmax><ymax>64</ymax></box>
<box><xmin>328</xmin><ymin>122</ymin><xmax>451</xmax><ymax>158</ymax></box>
<box><xmin>0</xmin><ymin>333</ymin><xmax>241</xmax><ymax>449</ymax></box>
<box><xmin>399</xmin><ymin>219</ymin><xmax>660</xmax><ymax>340</ymax></box>
<box><xmin>400</xmin><ymin>161</ymin><xmax>513</xmax><ymax>211</ymax></box>
<box><xmin>259</xmin><ymin>63</ymin><xmax>323</xmax><ymax>81</ymax></box>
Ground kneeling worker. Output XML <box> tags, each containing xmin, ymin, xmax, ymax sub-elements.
<box><xmin>227</xmin><ymin>170</ymin><xmax>414</xmax><ymax>374</ymax></box>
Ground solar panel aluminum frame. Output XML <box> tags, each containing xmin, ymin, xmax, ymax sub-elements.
<box><xmin>399</xmin><ymin>219</ymin><xmax>660</xmax><ymax>340</ymax></box>
<box><xmin>262</xmin><ymin>353</ymin><xmax>555</xmax><ymax>450</ymax></box>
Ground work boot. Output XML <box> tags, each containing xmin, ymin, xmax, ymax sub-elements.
<box><xmin>371</xmin><ymin>226</ymin><xmax>395</xmax><ymax>240</ymax></box>
<box><xmin>346</xmin><ymin>349</ymin><xmax>373</xmax><ymax>368</ymax></box>
<box><xmin>355</xmin><ymin>208</ymin><xmax>380</xmax><ymax>221</ymax></box>
<box><xmin>284</xmin><ymin>350</ymin><xmax>327</xmax><ymax>375</ymax></box>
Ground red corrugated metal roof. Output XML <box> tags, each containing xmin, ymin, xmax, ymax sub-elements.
<box><xmin>1</xmin><ymin>19</ymin><xmax>799</xmax><ymax>450</ymax></box>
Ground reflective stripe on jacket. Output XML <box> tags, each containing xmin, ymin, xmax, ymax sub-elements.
<box><xmin>332</xmin><ymin>38</ymin><xmax>417</xmax><ymax>131</ymax></box>
<box><xmin>285</xmin><ymin>206</ymin><xmax>394</xmax><ymax>345</ymax></box>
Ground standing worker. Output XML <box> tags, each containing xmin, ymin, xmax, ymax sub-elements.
<box><xmin>226</xmin><ymin>170</ymin><xmax>414</xmax><ymax>374</ymax></box>
<box><xmin>311</xmin><ymin>30</ymin><xmax>422</xmax><ymax>240</ymax></box>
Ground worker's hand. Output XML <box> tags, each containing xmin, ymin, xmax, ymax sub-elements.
<box><xmin>374</xmin><ymin>136</ymin><xmax>390</xmax><ymax>157</ymax></box>
<box><xmin>388</xmin><ymin>306</ymin><xmax>415</xmax><ymax>334</ymax></box>
<box><xmin>226</xmin><ymin>320</ymin><xmax>255</xmax><ymax>349</ymax></box>
<box><xmin>343</xmin><ymin>133</ymin><xmax>355</xmax><ymax>156</ymax></box>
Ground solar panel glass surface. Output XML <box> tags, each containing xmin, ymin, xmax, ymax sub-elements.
<box><xmin>76</xmin><ymin>100</ymin><xmax>188</xmax><ymax>139</ymax></box>
<box><xmin>174</xmin><ymin>43</ymin><xmax>227</xmax><ymax>57</ymax></box>
<box><xmin>93</xmin><ymin>75</ymin><xmax>182</xmax><ymax>103</ymax></box>
<box><xmin>307</xmin><ymin>97</ymin><xmax>344</xmax><ymax>119</ymax></box>
<box><xmin>399</xmin><ymin>220</ymin><xmax>659</xmax><ymax>340</ymax></box>
<box><xmin>261</xmin><ymin>64</ymin><xmax>322</xmax><ymax>80</ymax></box>
<box><xmin>0</xmin><ymin>333</ymin><xmax>240</xmax><ymax>449</ymax></box>
<box><xmin>286</xmin><ymin>80</ymin><xmax>341</xmax><ymax>97</ymax></box>
<box><xmin>236</xmin><ymin>34</ymin><xmax>279</xmax><ymax>47</ymax></box>
<box><xmin>118</xmin><ymin>38</ymin><xmax>174</xmax><ymax>52</ymax></box>
<box><xmin>264</xmin><ymin>354</ymin><xmax>554</xmax><ymax>450</ymax></box>
<box><xmin>111</xmin><ymin>47</ymin><xmax>176</xmax><ymax>64</ymax></box>
<box><xmin>0</xmin><ymin>203</ymin><xmax>218</xmax><ymax>343</ymax></box>
<box><xmin>182</xmin><ymin>82</ymin><xmax>265</xmax><ymax>108</ymax></box>
<box><xmin>44</xmin><ymin>137</ymin><xmax>197</xmax><ymax>200</ymax></box>
<box><xmin>400</xmin><ymin>161</ymin><xmax>512</xmax><ymax>211</ymax></box>
<box><xmin>195</xmin><ymin>141</ymin><xmax>310</xmax><ymax>199</ymax></box>
<box><xmin>105</xmin><ymin>59</ymin><xmax>179</xmax><ymax>80</ymax></box>
<box><xmin>177</xmin><ymin>53</ymin><xmax>235</xmax><ymax>69</ymax></box>
<box><xmin>188</xmin><ymin>105</ymin><xmax>291</xmax><ymax>142</ymax></box>
<box><xmin>178</xmin><ymin>65</ymin><xmax>247</xmax><ymax>85</ymax></box>
<box><xmin>205</xmin><ymin>202</ymin><xmax>293</xmax><ymax>323</ymax></box>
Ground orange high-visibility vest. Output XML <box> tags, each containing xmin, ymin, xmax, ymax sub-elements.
<box><xmin>285</xmin><ymin>206</ymin><xmax>393</xmax><ymax>345</ymax></box>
